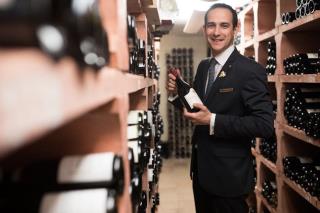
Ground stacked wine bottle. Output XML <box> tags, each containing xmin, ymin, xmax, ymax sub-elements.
<box><xmin>265</xmin><ymin>41</ymin><xmax>276</xmax><ymax>75</ymax></box>
<box><xmin>281</xmin><ymin>0</ymin><xmax>320</xmax><ymax>25</ymax></box>
<box><xmin>261</xmin><ymin>180</ymin><xmax>278</xmax><ymax>208</ymax></box>
<box><xmin>283</xmin><ymin>51</ymin><xmax>320</xmax><ymax>75</ymax></box>
<box><xmin>260</xmin><ymin>137</ymin><xmax>277</xmax><ymax>164</ymax></box>
<box><xmin>127</xmin><ymin>15</ymin><xmax>159</xmax><ymax>79</ymax></box>
<box><xmin>0</xmin><ymin>152</ymin><xmax>123</xmax><ymax>212</ymax></box>
<box><xmin>283</xmin><ymin>155</ymin><xmax>320</xmax><ymax>200</ymax></box>
<box><xmin>147</xmin><ymin>45</ymin><xmax>160</xmax><ymax>80</ymax></box>
<box><xmin>284</xmin><ymin>86</ymin><xmax>320</xmax><ymax>139</ymax></box>
<box><xmin>167</xmin><ymin>48</ymin><xmax>195</xmax><ymax>158</ymax></box>
<box><xmin>0</xmin><ymin>0</ymin><xmax>109</xmax><ymax>70</ymax></box>
<box><xmin>127</xmin><ymin>92</ymin><xmax>164</xmax><ymax>213</ymax></box>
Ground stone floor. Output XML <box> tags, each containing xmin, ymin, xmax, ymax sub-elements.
<box><xmin>157</xmin><ymin>158</ymin><xmax>196</xmax><ymax>213</ymax></box>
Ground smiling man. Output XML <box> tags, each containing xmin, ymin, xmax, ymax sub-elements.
<box><xmin>167</xmin><ymin>3</ymin><xmax>274</xmax><ymax>213</ymax></box>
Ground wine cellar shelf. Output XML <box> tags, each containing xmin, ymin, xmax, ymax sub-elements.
<box><xmin>239</xmin><ymin>0</ymin><xmax>320</xmax><ymax>213</ymax></box>
<box><xmin>0</xmin><ymin>0</ymin><xmax>169</xmax><ymax>213</ymax></box>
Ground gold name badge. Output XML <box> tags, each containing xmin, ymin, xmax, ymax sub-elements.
<box><xmin>219</xmin><ymin>88</ymin><xmax>234</xmax><ymax>93</ymax></box>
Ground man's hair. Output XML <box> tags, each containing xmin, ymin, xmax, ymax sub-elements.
<box><xmin>204</xmin><ymin>3</ymin><xmax>238</xmax><ymax>29</ymax></box>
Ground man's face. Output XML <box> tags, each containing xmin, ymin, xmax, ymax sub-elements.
<box><xmin>203</xmin><ymin>8</ymin><xmax>238</xmax><ymax>56</ymax></box>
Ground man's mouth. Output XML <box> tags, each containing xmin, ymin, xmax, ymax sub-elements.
<box><xmin>211</xmin><ymin>38</ymin><xmax>224</xmax><ymax>42</ymax></box>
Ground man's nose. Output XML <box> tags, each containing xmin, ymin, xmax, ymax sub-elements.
<box><xmin>213</xmin><ymin>26</ymin><xmax>220</xmax><ymax>35</ymax></box>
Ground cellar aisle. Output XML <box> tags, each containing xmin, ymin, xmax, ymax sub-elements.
<box><xmin>158</xmin><ymin>158</ymin><xmax>195</xmax><ymax>213</ymax></box>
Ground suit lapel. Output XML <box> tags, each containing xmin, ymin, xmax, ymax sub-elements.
<box><xmin>204</xmin><ymin>49</ymin><xmax>240</xmax><ymax>103</ymax></box>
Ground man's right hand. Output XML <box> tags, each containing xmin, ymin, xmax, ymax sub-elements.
<box><xmin>166</xmin><ymin>68</ymin><xmax>180</xmax><ymax>95</ymax></box>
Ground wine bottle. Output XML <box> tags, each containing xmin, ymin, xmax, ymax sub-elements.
<box><xmin>127</xmin><ymin>124</ymin><xmax>145</xmax><ymax>141</ymax></box>
<box><xmin>128</xmin><ymin>140</ymin><xmax>144</xmax><ymax>173</ymax></box>
<box><xmin>283</xmin><ymin>156</ymin><xmax>314</xmax><ymax>182</ymax></box>
<box><xmin>70</xmin><ymin>0</ymin><xmax>109</xmax><ymax>69</ymax></box>
<box><xmin>308</xmin><ymin>0</ymin><xmax>320</xmax><ymax>14</ymax></box>
<box><xmin>260</xmin><ymin>137</ymin><xmax>277</xmax><ymax>163</ymax></box>
<box><xmin>0</xmin><ymin>187</ymin><xmax>117</xmax><ymax>213</ymax></box>
<box><xmin>285</xmin><ymin>12</ymin><xmax>296</xmax><ymax>23</ymax></box>
<box><xmin>40</xmin><ymin>188</ymin><xmax>117</xmax><ymax>213</ymax></box>
<box><xmin>0</xmin><ymin>0</ymin><xmax>66</xmax><ymax>58</ymax></box>
<box><xmin>170</xmin><ymin>68</ymin><xmax>203</xmax><ymax>112</ymax></box>
<box><xmin>4</xmin><ymin>152</ymin><xmax>124</xmax><ymax>195</ymax></box>
<box><xmin>261</xmin><ymin>180</ymin><xmax>277</xmax><ymax>208</ymax></box>
<box><xmin>296</xmin><ymin>6</ymin><xmax>302</xmax><ymax>19</ymax></box>
<box><xmin>127</xmin><ymin>15</ymin><xmax>137</xmax><ymax>49</ymax></box>
<box><xmin>130</xmin><ymin>173</ymin><xmax>142</xmax><ymax>211</ymax></box>
<box><xmin>0</xmin><ymin>0</ymin><xmax>109</xmax><ymax>67</ymax></box>
<box><xmin>297</xmin><ymin>0</ymin><xmax>303</xmax><ymax>7</ymax></box>
<box><xmin>127</xmin><ymin>110</ymin><xmax>147</xmax><ymax>126</ymax></box>
<box><xmin>137</xmin><ymin>190</ymin><xmax>147</xmax><ymax>213</ymax></box>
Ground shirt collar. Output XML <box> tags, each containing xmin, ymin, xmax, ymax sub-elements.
<box><xmin>212</xmin><ymin>45</ymin><xmax>235</xmax><ymax>66</ymax></box>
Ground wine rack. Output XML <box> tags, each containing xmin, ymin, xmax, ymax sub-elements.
<box><xmin>238</xmin><ymin>0</ymin><xmax>320</xmax><ymax>212</ymax></box>
<box><xmin>0</xmin><ymin>0</ymin><xmax>169</xmax><ymax>212</ymax></box>
<box><xmin>166</xmin><ymin>48</ymin><xmax>195</xmax><ymax>158</ymax></box>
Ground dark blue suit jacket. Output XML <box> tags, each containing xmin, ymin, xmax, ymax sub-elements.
<box><xmin>171</xmin><ymin>49</ymin><xmax>274</xmax><ymax>197</ymax></box>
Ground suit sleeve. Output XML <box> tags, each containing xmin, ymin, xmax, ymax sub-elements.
<box><xmin>214</xmin><ymin>66</ymin><xmax>274</xmax><ymax>139</ymax></box>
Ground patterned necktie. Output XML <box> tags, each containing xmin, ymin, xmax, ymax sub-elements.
<box><xmin>205</xmin><ymin>58</ymin><xmax>218</xmax><ymax>97</ymax></box>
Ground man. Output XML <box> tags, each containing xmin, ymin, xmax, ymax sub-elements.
<box><xmin>167</xmin><ymin>3</ymin><xmax>274</xmax><ymax>213</ymax></box>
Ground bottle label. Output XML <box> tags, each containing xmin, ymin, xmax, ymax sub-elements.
<box><xmin>297</xmin><ymin>157</ymin><xmax>312</xmax><ymax>164</ymax></box>
<box><xmin>305</xmin><ymin>98</ymin><xmax>320</xmax><ymax>103</ymax></box>
<box><xmin>184</xmin><ymin>88</ymin><xmax>203</xmax><ymax>109</ymax></box>
<box><xmin>128</xmin><ymin>141</ymin><xmax>140</xmax><ymax>163</ymax></box>
<box><xmin>147</xmin><ymin>110</ymin><xmax>153</xmax><ymax>124</ymax></box>
<box><xmin>270</xmin><ymin>181</ymin><xmax>277</xmax><ymax>189</ymax></box>
<box><xmin>307</xmin><ymin>109</ymin><xmax>320</xmax><ymax>113</ymax></box>
<box><xmin>40</xmin><ymin>189</ymin><xmax>108</xmax><ymax>213</ymax></box>
<box><xmin>58</xmin><ymin>153</ymin><xmax>114</xmax><ymax>183</ymax></box>
<box><xmin>148</xmin><ymin>167</ymin><xmax>154</xmax><ymax>182</ymax></box>
<box><xmin>127</xmin><ymin>125</ymin><xmax>142</xmax><ymax>140</ymax></box>
<box><xmin>306</xmin><ymin>53</ymin><xmax>318</xmax><ymax>58</ymax></box>
<box><xmin>127</xmin><ymin>111</ymin><xmax>143</xmax><ymax>125</ymax></box>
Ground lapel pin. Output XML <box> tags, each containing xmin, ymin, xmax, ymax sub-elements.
<box><xmin>219</xmin><ymin>70</ymin><xmax>226</xmax><ymax>78</ymax></box>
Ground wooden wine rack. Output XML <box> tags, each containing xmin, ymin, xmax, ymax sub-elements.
<box><xmin>0</xmin><ymin>0</ymin><xmax>169</xmax><ymax>212</ymax></box>
<box><xmin>238</xmin><ymin>0</ymin><xmax>320</xmax><ymax>212</ymax></box>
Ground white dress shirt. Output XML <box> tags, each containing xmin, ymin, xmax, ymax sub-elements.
<box><xmin>208</xmin><ymin>45</ymin><xmax>235</xmax><ymax>135</ymax></box>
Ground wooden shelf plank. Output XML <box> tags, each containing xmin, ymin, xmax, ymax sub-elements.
<box><xmin>0</xmin><ymin>49</ymin><xmax>148</xmax><ymax>157</ymax></box>
<box><xmin>259</xmin><ymin>154</ymin><xmax>278</xmax><ymax>175</ymax></box>
<box><xmin>125</xmin><ymin>73</ymin><xmax>155</xmax><ymax>93</ymax></box>
<box><xmin>141</xmin><ymin>0</ymin><xmax>153</xmax><ymax>6</ymax></box>
<box><xmin>144</xmin><ymin>5</ymin><xmax>160</xmax><ymax>26</ymax></box>
<box><xmin>255</xmin><ymin>188</ymin><xmax>277</xmax><ymax>213</ymax></box>
<box><xmin>279</xmin><ymin>10</ymin><xmax>320</xmax><ymax>33</ymax></box>
<box><xmin>127</xmin><ymin>0</ymin><xmax>143</xmax><ymax>14</ymax></box>
<box><xmin>101</xmin><ymin>0</ymin><xmax>129</xmax><ymax>71</ymax></box>
<box><xmin>239</xmin><ymin>2</ymin><xmax>254</xmax><ymax>16</ymax></box>
<box><xmin>279</xmin><ymin>74</ymin><xmax>320</xmax><ymax>83</ymax></box>
<box><xmin>280</xmin><ymin>123</ymin><xmax>320</xmax><ymax>148</ymax></box>
<box><xmin>252</xmin><ymin>148</ymin><xmax>278</xmax><ymax>175</ymax></box>
<box><xmin>257</xmin><ymin>28</ymin><xmax>278</xmax><ymax>42</ymax></box>
<box><xmin>251</xmin><ymin>147</ymin><xmax>258</xmax><ymax>157</ymax></box>
<box><xmin>244</xmin><ymin>39</ymin><xmax>254</xmax><ymax>49</ymax></box>
<box><xmin>267</xmin><ymin>75</ymin><xmax>276</xmax><ymax>82</ymax></box>
<box><xmin>283</xmin><ymin>175</ymin><xmax>320</xmax><ymax>210</ymax></box>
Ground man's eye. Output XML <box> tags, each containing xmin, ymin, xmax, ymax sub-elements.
<box><xmin>207</xmin><ymin>24</ymin><xmax>214</xmax><ymax>28</ymax></box>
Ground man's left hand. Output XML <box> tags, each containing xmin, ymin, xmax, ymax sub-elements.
<box><xmin>183</xmin><ymin>103</ymin><xmax>211</xmax><ymax>125</ymax></box>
